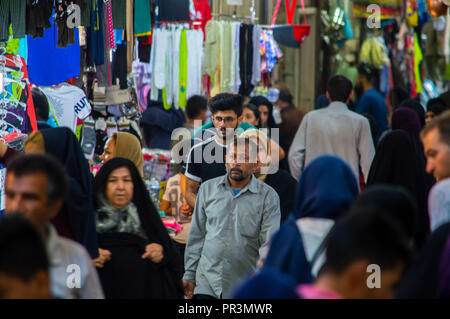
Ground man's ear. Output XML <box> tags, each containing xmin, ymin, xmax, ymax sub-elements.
<box><xmin>238</xmin><ymin>115</ymin><xmax>244</xmax><ymax>126</ymax></box>
<box><xmin>326</xmin><ymin>92</ymin><xmax>332</xmax><ymax>103</ymax></box>
<box><xmin>346</xmin><ymin>91</ymin><xmax>354</xmax><ymax>104</ymax></box>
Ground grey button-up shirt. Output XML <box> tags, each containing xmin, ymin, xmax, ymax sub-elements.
<box><xmin>183</xmin><ymin>174</ymin><xmax>281</xmax><ymax>298</ymax></box>
<box><xmin>288</xmin><ymin>101</ymin><xmax>375</xmax><ymax>182</ymax></box>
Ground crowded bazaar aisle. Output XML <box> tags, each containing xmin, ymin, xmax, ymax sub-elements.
<box><xmin>0</xmin><ymin>0</ymin><xmax>449</xmax><ymax>302</ymax></box>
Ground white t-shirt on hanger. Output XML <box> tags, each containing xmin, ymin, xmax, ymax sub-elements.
<box><xmin>41</xmin><ymin>83</ymin><xmax>92</xmax><ymax>133</ymax></box>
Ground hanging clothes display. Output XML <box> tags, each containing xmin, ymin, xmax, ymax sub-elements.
<box><xmin>0</xmin><ymin>0</ymin><xmax>27</xmax><ymax>42</ymax></box>
<box><xmin>149</xmin><ymin>24</ymin><xmax>203</xmax><ymax>109</ymax></box>
<box><xmin>0</xmin><ymin>50</ymin><xmax>37</xmax><ymax>133</ymax></box>
<box><xmin>204</xmin><ymin>20</ymin><xmax>264</xmax><ymax>96</ymax></box>
<box><xmin>27</xmin><ymin>14</ymin><xmax>80</xmax><ymax>86</ymax></box>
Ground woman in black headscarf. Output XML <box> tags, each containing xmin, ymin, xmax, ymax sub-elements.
<box><xmin>396</xmin><ymin>98</ymin><xmax>426</xmax><ymax>128</ymax></box>
<box><xmin>366</xmin><ymin>130</ymin><xmax>430</xmax><ymax>249</ymax></box>
<box><xmin>92</xmin><ymin>158</ymin><xmax>183</xmax><ymax>299</ymax></box>
<box><xmin>24</xmin><ymin>127</ymin><xmax>99</xmax><ymax>259</ymax></box>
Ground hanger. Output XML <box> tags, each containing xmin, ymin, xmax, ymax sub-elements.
<box><xmin>0</xmin><ymin>90</ymin><xmax>27</xmax><ymax>109</ymax></box>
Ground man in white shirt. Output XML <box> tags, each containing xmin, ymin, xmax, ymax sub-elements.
<box><xmin>5</xmin><ymin>154</ymin><xmax>104</xmax><ymax>299</ymax></box>
<box><xmin>289</xmin><ymin>75</ymin><xmax>375</xmax><ymax>182</ymax></box>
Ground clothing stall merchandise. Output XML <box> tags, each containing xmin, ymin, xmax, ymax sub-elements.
<box><xmin>149</xmin><ymin>24</ymin><xmax>204</xmax><ymax>109</ymax></box>
<box><xmin>204</xmin><ymin>20</ymin><xmax>266</xmax><ymax>97</ymax></box>
<box><xmin>0</xmin><ymin>48</ymin><xmax>37</xmax><ymax>134</ymax></box>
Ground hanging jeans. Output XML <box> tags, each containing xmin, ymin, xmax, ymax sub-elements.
<box><xmin>0</xmin><ymin>0</ymin><xmax>26</xmax><ymax>42</ymax></box>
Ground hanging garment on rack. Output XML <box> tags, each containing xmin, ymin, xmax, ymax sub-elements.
<box><xmin>230</xmin><ymin>22</ymin><xmax>241</xmax><ymax>93</ymax></box>
<box><xmin>111</xmin><ymin>0</ymin><xmax>126</xmax><ymax>30</ymax></box>
<box><xmin>190</xmin><ymin>0</ymin><xmax>212</xmax><ymax>37</ymax></box>
<box><xmin>204</xmin><ymin>20</ymin><xmax>220</xmax><ymax>76</ymax></box>
<box><xmin>163</xmin><ymin>29</ymin><xmax>174</xmax><ymax>110</ymax></box>
<box><xmin>25</xmin><ymin>0</ymin><xmax>52</xmax><ymax>39</ymax></box>
<box><xmin>0</xmin><ymin>54</ymin><xmax>36</xmax><ymax>133</ymax></box>
<box><xmin>0</xmin><ymin>0</ymin><xmax>27</xmax><ymax>42</ymax></box>
<box><xmin>89</xmin><ymin>0</ymin><xmax>105</xmax><ymax>65</ymax></box>
<box><xmin>187</xmin><ymin>29</ymin><xmax>204</xmax><ymax>99</ymax></box>
<box><xmin>251</xmin><ymin>26</ymin><xmax>262</xmax><ymax>86</ymax></box>
<box><xmin>134</xmin><ymin>0</ymin><xmax>152</xmax><ymax>37</ymax></box>
<box><xmin>220</xmin><ymin>22</ymin><xmax>232</xmax><ymax>92</ymax></box>
<box><xmin>27</xmin><ymin>18</ymin><xmax>80</xmax><ymax>86</ymax></box>
<box><xmin>178</xmin><ymin>29</ymin><xmax>188</xmax><ymax>108</ymax></box>
<box><xmin>158</xmin><ymin>0</ymin><xmax>190</xmax><ymax>21</ymax></box>
<box><xmin>172</xmin><ymin>28</ymin><xmax>182</xmax><ymax>107</ymax></box>
<box><xmin>41</xmin><ymin>83</ymin><xmax>92</xmax><ymax>133</ymax></box>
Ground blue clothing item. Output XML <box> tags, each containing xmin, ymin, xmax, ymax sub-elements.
<box><xmin>315</xmin><ymin>94</ymin><xmax>329</xmax><ymax>110</ymax></box>
<box><xmin>27</xmin><ymin>17</ymin><xmax>80</xmax><ymax>86</ymax></box>
<box><xmin>232</xmin><ymin>189</ymin><xmax>241</xmax><ymax>196</ymax></box>
<box><xmin>232</xmin><ymin>268</ymin><xmax>299</xmax><ymax>299</ymax></box>
<box><xmin>141</xmin><ymin>104</ymin><xmax>186</xmax><ymax>150</ymax></box>
<box><xmin>90</xmin><ymin>0</ymin><xmax>105</xmax><ymax>65</ymax></box>
<box><xmin>263</xmin><ymin>155</ymin><xmax>359</xmax><ymax>285</ymax></box>
<box><xmin>114</xmin><ymin>29</ymin><xmax>124</xmax><ymax>45</ymax></box>
<box><xmin>19</xmin><ymin>37</ymin><xmax>27</xmax><ymax>63</ymax></box>
<box><xmin>356</xmin><ymin>88</ymin><xmax>389</xmax><ymax>141</ymax></box>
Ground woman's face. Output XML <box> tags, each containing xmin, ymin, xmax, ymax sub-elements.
<box><xmin>100</xmin><ymin>138</ymin><xmax>116</xmax><ymax>164</ymax></box>
<box><xmin>258</xmin><ymin>105</ymin><xmax>269</xmax><ymax>128</ymax></box>
<box><xmin>105</xmin><ymin>166</ymin><xmax>134</xmax><ymax>210</ymax></box>
<box><xmin>425</xmin><ymin>111</ymin><xmax>435</xmax><ymax>124</ymax></box>
<box><xmin>242</xmin><ymin>107</ymin><xmax>259</xmax><ymax>127</ymax></box>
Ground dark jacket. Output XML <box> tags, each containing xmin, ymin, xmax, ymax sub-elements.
<box><xmin>141</xmin><ymin>102</ymin><xmax>186</xmax><ymax>150</ymax></box>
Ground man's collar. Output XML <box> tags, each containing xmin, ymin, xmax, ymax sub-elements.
<box><xmin>220</xmin><ymin>174</ymin><xmax>258</xmax><ymax>194</ymax></box>
<box><xmin>328</xmin><ymin>101</ymin><xmax>349</xmax><ymax>110</ymax></box>
<box><xmin>46</xmin><ymin>224</ymin><xmax>62</xmax><ymax>266</ymax></box>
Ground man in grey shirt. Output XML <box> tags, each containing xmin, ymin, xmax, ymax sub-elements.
<box><xmin>289</xmin><ymin>75</ymin><xmax>375</xmax><ymax>183</ymax></box>
<box><xmin>183</xmin><ymin>137</ymin><xmax>281</xmax><ymax>299</ymax></box>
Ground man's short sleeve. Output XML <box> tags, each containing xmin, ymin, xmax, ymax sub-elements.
<box><xmin>185</xmin><ymin>145</ymin><xmax>203</xmax><ymax>182</ymax></box>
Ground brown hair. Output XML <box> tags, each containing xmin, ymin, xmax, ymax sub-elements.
<box><xmin>420</xmin><ymin>109</ymin><xmax>450</xmax><ymax>146</ymax></box>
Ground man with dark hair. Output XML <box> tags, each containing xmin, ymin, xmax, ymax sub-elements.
<box><xmin>426</xmin><ymin>98</ymin><xmax>448</xmax><ymax>124</ymax></box>
<box><xmin>298</xmin><ymin>209</ymin><xmax>411</xmax><ymax>299</ymax></box>
<box><xmin>289</xmin><ymin>75</ymin><xmax>375</xmax><ymax>183</ymax></box>
<box><xmin>184</xmin><ymin>95</ymin><xmax>208</xmax><ymax>136</ymax></box>
<box><xmin>421</xmin><ymin>110</ymin><xmax>450</xmax><ymax>181</ymax></box>
<box><xmin>5</xmin><ymin>154</ymin><xmax>104</xmax><ymax>299</ymax></box>
<box><xmin>183</xmin><ymin>137</ymin><xmax>280</xmax><ymax>299</ymax></box>
<box><xmin>0</xmin><ymin>214</ymin><xmax>51</xmax><ymax>299</ymax></box>
<box><xmin>184</xmin><ymin>93</ymin><xmax>244</xmax><ymax>211</ymax></box>
<box><xmin>354</xmin><ymin>64</ymin><xmax>389</xmax><ymax>140</ymax></box>
<box><xmin>277</xmin><ymin>86</ymin><xmax>294</xmax><ymax>110</ymax></box>
<box><xmin>31</xmin><ymin>86</ymin><xmax>53</xmax><ymax>130</ymax></box>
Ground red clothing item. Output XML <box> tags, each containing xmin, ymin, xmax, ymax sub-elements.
<box><xmin>192</xmin><ymin>0</ymin><xmax>211</xmax><ymax>39</ymax></box>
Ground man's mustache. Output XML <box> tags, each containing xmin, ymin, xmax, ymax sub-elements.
<box><xmin>230</xmin><ymin>167</ymin><xmax>243</xmax><ymax>174</ymax></box>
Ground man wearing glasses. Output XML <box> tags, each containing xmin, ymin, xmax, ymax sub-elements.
<box><xmin>184</xmin><ymin>93</ymin><xmax>244</xmax><ymax>212</ymax></box>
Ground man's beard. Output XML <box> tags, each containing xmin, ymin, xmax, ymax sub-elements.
<box><xmin>229</xmin><ymin>167</ymin><xmax>247</xmax><ymax>181</ymax></box>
